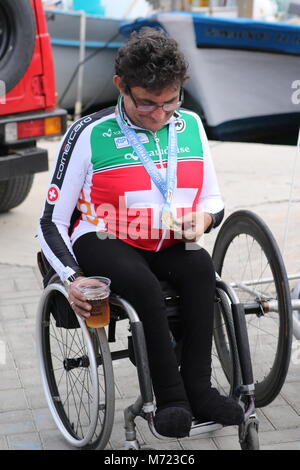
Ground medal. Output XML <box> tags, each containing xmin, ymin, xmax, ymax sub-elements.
<box><xmin>161</xmin><ymin>209</ymin><xmax>182</xmax><ymax>232</ymax></box>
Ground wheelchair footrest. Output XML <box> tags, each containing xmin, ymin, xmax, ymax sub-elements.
<box><xmin>147</xmin><ymin>415</ymin><xmax>223</xmax><ymax>440</ymax></box>
<box><xmin>189</xmin><ymin>420</ymin><xmax>223</xmax><ymax>437</ymax></box>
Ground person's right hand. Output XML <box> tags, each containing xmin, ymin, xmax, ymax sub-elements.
<box><xmin>179</xmin><ymin>211</ymin><xmax>213</xmax><ymax>242</ymax></box>
<box><xmin>67</xmin><ymin>277</ymin><xmax>92</xmax><ymax>320</ymax></box>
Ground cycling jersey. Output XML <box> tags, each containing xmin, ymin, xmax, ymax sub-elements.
<box><xmin>38</xmin><ymin>97</ymin><xmax>224</xmax><ymax>282</ymax></box>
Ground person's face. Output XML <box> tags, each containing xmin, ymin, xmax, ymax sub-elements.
<box><xmin>113</xmin><ymin>75</ymin><xmax>181</xmax><ymax>133</ymax></box>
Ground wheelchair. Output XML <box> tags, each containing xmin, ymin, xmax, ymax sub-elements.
<box><xmin>35</xmin><ymin>210</ymin><xmax>293</xmax><ymax>451</ymax></box>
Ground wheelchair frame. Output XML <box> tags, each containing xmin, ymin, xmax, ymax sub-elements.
<box><xmin>36</xmin><ymin>273</ymin><xmax>260</xmax><ymax>450</ymax></box>
<box><xmin>36</xmin><ymin>209</ymin><xmax>293</xmax><ymax>451</ymax></box>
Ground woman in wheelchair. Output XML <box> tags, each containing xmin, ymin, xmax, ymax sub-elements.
<box><xmin>38</xmin><ymin>28</ymin><xmax>244</xmax><ymax>438</ymax></box>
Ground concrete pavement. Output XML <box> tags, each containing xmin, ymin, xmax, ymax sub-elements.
<box><xmin>0</xmin><ymin>136</ymin><xmax>299</xmax><ymax>450</ymax></box>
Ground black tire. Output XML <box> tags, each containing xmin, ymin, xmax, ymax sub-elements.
<box><xmin>0</xmin><ymin>0</ymin><xmax>36</xmax><ymax>93</ymax></box>
<box><xmin>213</xmin><ymin>287</ymin><xmax>241</xmax><ymax>396</ymax></box>
<box><xmin>212</xmin><ymin>210</ymin><xmax>292</xmax><ymax>408</ymax></box>
<box><xmin>0</xmin><ymin>175</ymin><xmax>34</xmax><ymax>212</ymax></box>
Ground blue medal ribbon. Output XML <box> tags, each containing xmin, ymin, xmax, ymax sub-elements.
<box><xmin>115</xmin><ymin>103</ymin><xmax>178</xmax><ymax>229</ymax></box>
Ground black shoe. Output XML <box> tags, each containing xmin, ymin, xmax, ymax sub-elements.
<box><xmin>192</xmin><ymin>388</ymin><xmax>244</xmax><ymax>426</ymax></box>
<box><xmin>154</xmin><ymin>404</ymin><xmax>192</xmax><ymax>438</ymax></box>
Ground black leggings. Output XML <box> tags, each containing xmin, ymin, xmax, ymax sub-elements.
<box><xmin>73</xmin><ymin>233</ymin><xmax>216</xmax><ymax>409</ymax></box>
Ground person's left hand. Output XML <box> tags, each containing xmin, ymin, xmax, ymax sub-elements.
<box><xmin>179</xmin><ymin>212</ymin><xmax>212</xmax><ymax>243</ymax></box>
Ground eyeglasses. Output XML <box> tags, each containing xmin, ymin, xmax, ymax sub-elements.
<box><xmin>128</xmin><ymin>88</ymin><xmax>183</xmax><ymax>113</ymax></box>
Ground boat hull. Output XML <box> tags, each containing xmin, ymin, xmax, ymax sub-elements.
<box><xmin>121</xmin><ymin>13</ymin><xmax>300</xmax><ymax>144</ymax></box>
<box><xmin>45</xmin><ymin>10</ymin><xmax>125</xmax><ymax>111</ymax></box>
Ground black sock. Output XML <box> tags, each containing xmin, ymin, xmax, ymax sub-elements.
<box><xmin>191</xmin><ymin>388</ymin><xmax>244</xmax><ymax>425</ymax></box>
<box><xmin>154</xmin><ymin>402</ymin><xmax>192</xmax><ymax>438</ymax></box>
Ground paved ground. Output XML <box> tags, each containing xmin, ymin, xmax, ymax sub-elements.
<box><xmin>0</xmin><ymin>137</ymin><xmax>299</xmax><ymax>450</ymax></box>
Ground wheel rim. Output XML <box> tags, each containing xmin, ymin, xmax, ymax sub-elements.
<box><xmin>37</xmin><ymin>283</ymin><xmax>99</xmax><ymax>447</ymax></box>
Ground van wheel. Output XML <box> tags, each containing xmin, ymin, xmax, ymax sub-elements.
<box><xmin>0</xmin><ymin>0</ymin><xmax>36</xmax><ymax>93</ymax></box>
<box><xmin>0</xmin><ymin>175</ymin><xmax>34</xmax><ymax>212</ymax></box>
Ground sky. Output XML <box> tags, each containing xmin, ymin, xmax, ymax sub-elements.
<box><xmin>101</xmin><ymin>0</ymin><xmax>153</xmax><ymax>19</ymax></box>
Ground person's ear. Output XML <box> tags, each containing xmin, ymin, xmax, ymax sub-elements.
<box><xmin>113</xmin><ymin>75</ymin><xmax>126</xmax><ymax>95</ymax></box>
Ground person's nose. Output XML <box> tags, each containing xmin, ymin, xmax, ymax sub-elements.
<box><xmin>150</xmin><ymin>106</ymin><xmax>167</xmax><ymax>121</ymax></box>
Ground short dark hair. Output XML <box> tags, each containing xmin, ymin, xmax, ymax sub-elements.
<box><xmin>115</xmin><ymin>27</ymin><xmax>189</xmax><ymax>92</ymax></box>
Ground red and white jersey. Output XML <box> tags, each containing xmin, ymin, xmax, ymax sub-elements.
<box><xmin>38</xmin><ymin>103</ymin><xmax>224</xmax><ymax>282</ymax></box>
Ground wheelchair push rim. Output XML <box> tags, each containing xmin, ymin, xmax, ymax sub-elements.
<box><xmin>36</xmin><ymin>281</ymin><xmax>113</xmax><ymax>448</ymax></box>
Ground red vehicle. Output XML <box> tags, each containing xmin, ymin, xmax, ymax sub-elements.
<box><xmin>0</xmin><ymin>0</ymin><xmax>67</xmax><ymax>212</ymax></box>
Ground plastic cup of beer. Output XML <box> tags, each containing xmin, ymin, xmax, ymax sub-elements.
<box><xmin>77</xmin><ymin>276</ymin><xmax>111</xmax><ymax>328</ymax></box>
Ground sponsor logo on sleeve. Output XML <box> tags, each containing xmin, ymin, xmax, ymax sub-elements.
<box><xmin>56</xmin><ymin>116</ymin><xmax>93</xmax><ymax>180</ymax></box>
<box><xmin>47</xmin><ymin>184</ymin><xmax>60</xmax><ymax>204</ymax></box>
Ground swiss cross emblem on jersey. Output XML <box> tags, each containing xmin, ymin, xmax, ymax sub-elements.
<box><xmin>47</xmin><ymin>185</ymin><xmax>60</xmax><ymax>204</ymax></box>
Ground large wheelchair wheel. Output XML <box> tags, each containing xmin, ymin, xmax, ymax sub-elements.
<box><xmin>36</xmin><ymin>278</ymin><xmax>115</xmax><ymax>449</ymax></box>
<box><xmin>212</xmin><ymin>210</ymin><xmax>292</xmax><ymax>407</ymax></box>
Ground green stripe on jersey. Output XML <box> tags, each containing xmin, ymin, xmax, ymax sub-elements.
<box><xmin>90</xmin><ymin>110</ymin><xmax>203</xmax><ymax>172</ymax></box>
